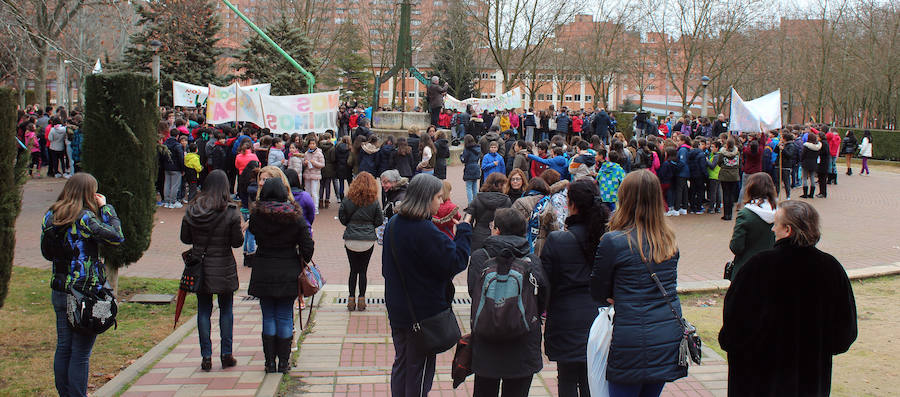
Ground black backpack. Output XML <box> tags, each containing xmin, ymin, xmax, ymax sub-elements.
<box><xmin>471</xmin><ymin>249</ymin><xmax>540</xmax><ymax>341</ymax></box>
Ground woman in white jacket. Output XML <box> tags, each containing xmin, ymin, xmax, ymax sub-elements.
<box><xmin>858</xmin><ymin>130</ymin><xmax>872</xmax><ymax>175</ymax></box>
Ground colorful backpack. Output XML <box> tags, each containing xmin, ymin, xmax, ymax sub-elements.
<box><xmin>472</xmin><ymin>249</ymin><xmax>540</xmax><ymax>341</ymax></box>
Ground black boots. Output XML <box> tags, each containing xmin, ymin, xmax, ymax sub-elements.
<box><xmin>221</xmin><ymin>354</ymin><xmax>237</xmax><ymax>369</ymax></box>
<box><xmin>801</xmin><ymin>187</ymin><xmax>809</xmax><ymax>198</ymax></box>
<box><xmin>201</xmin><ymin>357</ymin><xmax>212</xmax><ymax>371</ymax></box>
<box><xmin>809</xmin><ymin>186</ymin><xmax>816</xmax><ymax>198</ymax></box>
<box><xmin>262</xmin><ymin>334</ymin><xmax>277</xmax><ymax>373</ymax></box>
<box><xmin>276</xmin><ymin>337</ymin><xmax>293</xmax><ymax>373</ymax></box>
<box><xmin>847</xmin><ymin>167</ymin><xmax>852</xmax><ymax>176</ymax></box>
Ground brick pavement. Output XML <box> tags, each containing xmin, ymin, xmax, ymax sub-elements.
<box><xmin>288</xmin><ymin>286</ymin><xmax>728</xmax><ymax>397</ymax></box>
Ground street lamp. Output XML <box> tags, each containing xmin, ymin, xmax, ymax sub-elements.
<box><xmin>782</xmin><ymin>101</ymin><xmax>789</xmax><ymax>126</ymax></box>
<box><xmin>150</xmin><ymin>40</ymin><xmax>162</xmax><ymax>106</ymax></box>
<box><xmin>61</xmin><ymin>59</ymin><xmax>73</xmax><ymax>111</ymax></box>
<box><xmin>700</xmin><ymin>75</ymin><xmax>710</xmax><ymax>118</ymax></box>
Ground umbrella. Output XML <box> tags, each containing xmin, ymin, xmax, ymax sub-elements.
<box><xmin>173</xmin><ymin>289</ymin><xmax>187</xmax><ymax>329</ymax></box>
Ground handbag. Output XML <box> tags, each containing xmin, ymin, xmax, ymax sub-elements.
<box><xmin>389</xmin><ymin>217</ymin><xmax>461</xmax><ymax>355</ymax></box>
<box><xmin>451</xmin><ymin>334</ymin><xmax>473</xmax><ymax>389</ymax></box>
<box><xmin>723</xmin><ymin>260</ymin><xmax>735</xmax><ymax>280</ymax></box>
<box><xmin>67</xmin><ymin>285</ymin><xmax>118</xmax><ymax>335</ymax></box>
<box><xmin>180</xmin><ymin>210</ymin><xmax>228</xmax><ymax>292</ymax></box>
<box><xmin>299</xmin><ymin>259</ymin><xmax>325</xmax><ymax>297</ymax></box>
<box><xmin>640</xmin><ymin>260</ymin><xmax>702</xmax><ymax>366</ymax></box>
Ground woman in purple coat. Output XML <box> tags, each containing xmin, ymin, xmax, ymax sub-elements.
<box><xmin>284</xmin><ymin>168</ymin><xmax>316</xmax><ymax>234</ymax></box>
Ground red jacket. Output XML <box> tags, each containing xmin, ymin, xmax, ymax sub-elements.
<box><xmin>530</xmin><ymin>153</ymin><xmax>549</xmax><ymax>179</ymax></box>
<box><xmin>825</xmin><ymin>132</ymin><xmax>841</xmax><ymax>157</ymax></box>
<box><xmin>432</xmin><ymin>199</ymin><xmax>461</xmax><ymax>239</ymax></box>
<box><xmin>573</xmin><ymin>117</ymin><xmax>583</xmax><ymax>133</ymax></box>
<box><xmin>439</xmin><ymin>113</ymin><xmax>452</xmax><ymax>128</ymax></box>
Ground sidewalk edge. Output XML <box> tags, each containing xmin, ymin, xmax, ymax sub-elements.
<box><xmin>93</xmin><ymin>313</ymin><xmax>199</xmax><ymax>397</ymax></box>
<box><xmin>678</xmin><ymin>263</ymin><xmax>900</xmax><ymax>294</ymax></box>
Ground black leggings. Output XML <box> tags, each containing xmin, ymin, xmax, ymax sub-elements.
<box><xmin>721</xmin><ymin>181</ymin><xmax>739</xmax><ymax>219</ymax></box>
<box><xmin>473</xmin><ymin>374</ymin><xmax>533</xmax><ymax>397</ymax></box>
<box><xmin>557</xmin><ymin>361</ymin><xmax>589</xmax><ymax>397</ymax></box>
<box><xmin>347</xmin><ymin>246</ymin><xmax>374</xmax><ymax>297</ymax></box>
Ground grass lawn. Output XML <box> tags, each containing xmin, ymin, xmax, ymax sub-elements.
<box><xmin>680</xmin><ymin>274</ymin><xmax>899</xmax><ymax>397</ymax></box>
<box><xmin>0</xmin><ymin>266</ymin><xmax>197</xmax><ymax>395</ymax></box>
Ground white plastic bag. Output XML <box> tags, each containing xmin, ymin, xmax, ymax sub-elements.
<box><xmin>587</xmin><ymin>305</ymin><xmax>615</xmax><ymax>397</ymax></box>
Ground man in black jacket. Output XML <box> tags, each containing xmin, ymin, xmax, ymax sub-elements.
<box><xmin>162</xmin><ymin>129</ymin><xmax>185</xmax><ymax>208</ymax></box>
<box><xmin>712</xmin><ymin>113</ymin><xmax>728</xmax><ymax>136</ymax></box>
<box><xmin>592</xmin><ymin>109</ymin><xmax>612</xmax><ymax>144</ymax></box>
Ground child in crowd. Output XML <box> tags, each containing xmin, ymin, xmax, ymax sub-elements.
<box><xmin>25</xmin><ymin>122</ymin><xmax>42</xmax><ymax>178</ymax></box>
<box><xmin>184</xmin><ymin>143</ymin><xmax>203</xmax><ymax>202</ymax></box>
<box><xmin>432</xmin><ymin>181</ymin><xmax>461</xmax><ymax>239</ymax></box>
<box><xmin>481</xmin><ymin>141</ymin><xmax>506</xmax><ymax>182</ymax></box>
<box><xmin>597</xmin><ymin>150</ymin><xmax>626</xmax><ymax>212</ymax></box>
<box><xmin>706</xmin><ymin>140</ymin><xmax>723</xmax><ymax>213</ymax></box>
<box><xmin>288</xmin><ymin>142</ymin><xmax>304</xmax><ymax>176</ymax></box>
<box><xmin>268</xmin><ymin>138</ymin><xmax>287</xmax><ymax>170</ymax></box>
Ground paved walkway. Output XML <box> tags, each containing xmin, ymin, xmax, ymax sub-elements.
<box><xmin>288</xmin><ymin>285</ymin><xmax>727</xmax><ymax>397</ymax></box>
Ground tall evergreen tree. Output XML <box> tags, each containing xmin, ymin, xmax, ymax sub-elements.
<box><xmin>233</xmin><ymin>17</ymin><xmax>318</xmax><ymax>96</ymax></box>
<box><xmin>120</xmin><ymin>0</ymin><xmax>223</xmax><ymax>105</ymax></box>
<box><xmin>322</xmin><ymin>21</ymin><xmax>373</xmax><ymax>105</ymax></box>
<box><xmin>430</xmin><ymin>1</ymin><xmax>478</xmax><ymax>100</ymax></box>
<box><xmin>0</xmin><ymin>87</ymin><xmax>29</xmax><ymax>308</ymax></box>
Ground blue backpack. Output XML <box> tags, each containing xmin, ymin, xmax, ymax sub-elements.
<box><xmin>472</xmin><ymin>249</ymin><xmax>540</xmax><ymax>341</ymax></box>
<box><xmin>527</xmin><ymin>196</ymin><xmax>551</xmax><ymax>252</ymax></box>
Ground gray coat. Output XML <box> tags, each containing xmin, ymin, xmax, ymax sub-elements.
<box><xmin>339</xmin><ymin>199</ymin><xmax>383</xmax><ymax>241</ymax></box>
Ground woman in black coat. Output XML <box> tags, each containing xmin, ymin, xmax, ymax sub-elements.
<box><xmin>249</xmin><ymin>173</ymin><xmax>315</xmax><ymax>373</ymax></box>
<box><xmin>180</xmin><ymin>170</ymin><xmax>244</xmax><ymax>371</ymax></box>
<box><xmin>540</xmin><ymin>180</ymin><xmax>609</xmax><ymax>397</ymax></box>
<box><xmin>719</xmin><ymin>200</ymin><xmax>857</xmax><ymax>397</ymax></box>
<box><xmin>466</xmin><ymin>172</ymin><xmax>512</xmax><ymax>251</ymax></box>
<box><xmin>815</xmin><ymin>132</ymin><xmax>831</xmax><ymax>198</ymax></box>
<box><xmin>375</xmin><ymin>135</ymin><xmax>397</xmax><ymax>177</ymax></box>
<box><xmin>434</xmin><ymin>130</ymin><xmax>451</xmax><ymax>180</ymax></box>
<box><xmin>592</xmin><ymin>171</ymin><xmax>687</xmax><ymax>397</ymax></box>
<box><xmin>334</xmin><ymin>136</ymin><xmax>352</xmax><ymax>202</ymax></box>
<box><xmin>799</xmin><ymin>133</ymin><xmax>821</xmax><ymax>198</ymax></box>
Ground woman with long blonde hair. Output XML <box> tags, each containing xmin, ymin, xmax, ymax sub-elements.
<box><xmin>41</xmin><ymin>173</ymin><xmax>124</xmax><ymax>397</ymax></box>
<box><xmin>591</xmin><ymin>170</ymin><xmax>686</xmax><ymax>397</ymax></box>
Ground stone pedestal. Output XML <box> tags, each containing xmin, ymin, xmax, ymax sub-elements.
<box><xmin>372</xmin><ymin>111</ymin><xmax>430</xmax><ymax>131</ymax></box>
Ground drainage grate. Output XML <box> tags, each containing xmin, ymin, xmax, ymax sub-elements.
<box><xmin>241</xmin><ymin>296</ymin><xmax>259</xmax><ymax>301</ymax></box>
<box><xmin>333</xmin><ymin>297</ymin><xmax>471</xmax><ymax>305</ymax></box>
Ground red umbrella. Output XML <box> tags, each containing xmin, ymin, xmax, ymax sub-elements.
<box><xmin>173</xmin><ymin>289</ymin><xmax>187</xmax><ymax>329</ymax></box>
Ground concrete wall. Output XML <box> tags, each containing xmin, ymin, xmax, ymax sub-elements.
<box><xmin>372</xmin><ymin>111</ymin><xmax>430</xmax><ymax>131</ymax></box>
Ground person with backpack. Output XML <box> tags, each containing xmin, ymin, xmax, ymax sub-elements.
<box><xmin>467</xmin><ymin>173</ymin><xmax>513</xmax><ymax>251</ymax></box>
<box><xmin>540</xmin><ymin>180</ymin><xmax>609</xmax><ymax>397</ymax></box>
<box><xmin>718</xmin><ymin>137</ymin><xmax>742</xmax><ymax>221</ymax></box>
<box><xmin>687</xmin><ymin>138</ymin><xmax>709</xmax><ymax>214</ymax></box>
<box><xmin>41</xmin><ymin>173</ymin><xmax>125</xmax><ymax>397</ymax></box>
<box><xmin>468</xmin><ymin>208</ymin><xmax>548</xmax><ymax>397</ymax></box>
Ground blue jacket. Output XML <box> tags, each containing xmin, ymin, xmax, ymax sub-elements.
<box><xmin>676</xmin><ymin>145</ymin><xmax>691</xmax><ymax>178</ymax></box>
<box><xmin>528</xmin><ymin>154</ymin><xmax>569</xmax><ymax>177</ymax></box>
<box><xmin>592</xmin><ymin>111</ymin><xmax>612</xmax><ymax>137</ymax></box>
<box><xmin>461</xmin><ymin>145</ymin><xmax>482</xmax><ymax>181</ymax></box>
<box><xmin>687</xmin><ymin>148</ymin><xmax>708</xmax><ymax>179</ymax></box>
<box><xmin>481</xmin><ymin>151</ymin><xmax>506</xmax><ymax>181</ymax></box>
<box><xmin>591</xmin><ymin>230</ymin><xmax>688</xmax><ymax>383</ymax></box>
<box><xmin>555</xmin><ymin>114</ymin><xmax>571</xmax><ymax>133</ymax></box>
<box><xmin>383</xmin><ymin>216</ymin><xmax>472</xmax><ymax>328</ymax></box>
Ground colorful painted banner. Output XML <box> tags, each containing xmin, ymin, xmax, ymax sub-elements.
<box><xmin>729</xmin><ymin>88</ymin><xmax>782</xmax><ymax>133</ymax></box>
<box><xmin>176</xmin><ymin>81</ymin><xmax>270</xmax><ymax>108</ymax></box>
<box><xmin>205</xmin><ymin>83</ymin><xmax>273</xmax><ymax>124</ymax></box>
<box><xmin>260</xmin><ymin>91</ymin><xmax>340</xmax><ymax>134</ymax></box>
<box><xmin>444</xmin><ymin>87</ymin><xmax>523</xmax><ymax>114</ymax></box>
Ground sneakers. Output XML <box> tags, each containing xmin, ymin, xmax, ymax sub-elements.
<box><xmin>679</xmin><ymin>209</ymin><xmax>687</xmax><ymax>215</ymax></box>
<box><xmin>665</xmin><ymin>210</ymin><xmax>679</xmax><ymax>217</ymax></box>
<box><xmin>172</xmin><ymin>202</ymin><xmax>183</xmax><ymax>209</ymax></box>
<box><xmin>694</xmin><ymin>211</ymin><xmax>705</xmax><ymax>215</ymax></box>
<box><xmin>157</xmin><ymin>201</ymin><xmax>165</xmax><ymax>207</ymax></box>
<box><xmin>62</xmin><ymin>173</ymin><xmax>72</xmax><ymax>179</ymax></box>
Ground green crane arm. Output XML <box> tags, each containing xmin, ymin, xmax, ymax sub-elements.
<box><xmin>221</xmin><ymin>0</ymin><xmax>315</xmax><ymax>93</ymax></box>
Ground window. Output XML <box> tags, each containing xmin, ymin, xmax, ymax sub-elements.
<box><xmin>481</xmin><ymin>93</ymin><xmax>490</xmax><ymax>98</ymax></box>
<box><xmin>537</xmin><ymin>94</ymin><xmax>545</xmax><ymax>100</ymax></box>
<box><xmin>623</xmin><ymin>84</ymin><xmax>629</xmax><ymax>91</ymax></box>
<box><xmin>489</xmin><ymin>74</ymin><xmax>496</xmax><ymax>79</ymax></box>
<box><xmin>648</xmin><ymin>73</ymin><xmax>655</xmax><ymax>78</ymax></box>
<box><xmin>585</xmin><ymin>95</ymin><xmax>592</xmax><ymax>102</ymax></box>
<box><xmin>480</xmin><ymin>73</ymin><xmax>489</xmax><ymax>79</ymax></box>
<box><xmin>647</xmin><ymin>85</ymin><xmax>655</xmax><ymax>91</ymax></box>
<box><xmin>434</xmin><ymin>0</ymin><xmax>443</xmax><ymax>5</ymax></box>
<box><xmin>335</xmin><ymin>17</ymin><xmax>345</xmax><ymax>23</ymax></box>
<box><xmin>412</xmin><ymin>9</ymin><xmax>422</xmax><ymax>14</ymax></box>
<box><xmin>411</xmin><ymin>19</ymin><xmax>421</xmax><ymax>26</ymax></box>
<box><xmin>490</xmin><ymin>94</ymin><xmax>496</xmax><ymax>98</ymax></box>
<box><xmin>521</xmin><ymin>94</ymin><xmax>526</xmax><ymax>99</ymax></box>
<box><xmin>382</xmin><ymin>91</ymin><xmax>390</xmax><ymax>97</ymax></box>
<box><xmin>574</xmin><ymin>94</ymin><xmax>581</xmax><ymax>101</ymax></box>
<box><xmin>565</xmin><ymin>95</ymin><xmax>573</xmax><ymax>101</ymax></box>
<box><xmin>408</xmin><ymin>92</ymin><xmax>416</xmax><ymax>98</ymax></box>
<box><xmin>349</xmin><ymin>8</ymin><xmax>359</xmax><ymax>14</ymax></box>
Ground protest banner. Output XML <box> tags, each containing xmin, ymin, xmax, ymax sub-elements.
<box><xmin>176</xmin><ymin>81</ymin><xmax>270</xmax><ymax>108</ymax></box>
<box><xmin>205</xmin><ymin>83</ymin><xmax>237</xmax><ymax>124</ymax></box>
<box><xmin>259</xmin><ymin>91</ymin><xmax>340</xmax><ymax>134</ymax></box>
<box><xmin>729</xmin><ymin>88</ymin><xmax>782</xmax><ymax>133</ymax></box>
<box><xmin>444</xmin><ymin>87</ymin><xmax>523</xmax><ymax>114</ymax></box>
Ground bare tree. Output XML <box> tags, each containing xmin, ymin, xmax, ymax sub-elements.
<box><xmin>573</xmin><ymin>0</ymin><xmax>635</xmax><ymax>109</ymax></box>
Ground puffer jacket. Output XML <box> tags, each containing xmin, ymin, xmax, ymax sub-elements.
<box><xmin>466</xmin><ymin>191</ymin><xmax>512</xmax><ymax>250</ymax></box>
<box><xmin>339</xmin><ymin>199</ymin><xmax>383</xmax><ymax>241</ymax></box>
<box><xmin>334</xmin><ymin>142</ymin><xmax>352</xmax><ymax>180</ymax></box>
<box><xmin>540</xmin><ymin>215</ymin><xmax>602</xmax><ymax>362</ymax></box>
<box><xmin>302</xmin><ymin>148</ymin><xmax>325</xmax><ymax>181</ymax></box>
<box><xmin>591</xmin><ymin>229</ymin><xmax>688</xmax><ymax>383</ymax></box>
<box><xmin>434</xmin><ymin>138</ymin><xmax>451</xmax><ymax>179</ymax></box>
<box><xmin>461</xmin><ymin>144</ymin><xmax>482</xmax><ymax>181</ymax></box>
<box><xmin>840</xmin><ymin>135</ymin><xmax>857</xmax><ymax>155</ymax></box>
<box><xmin>717</xmin><ymin>147</ymin><xmax>741</xmax><ymax>182</ymax></box>
<box><xmin>248</xmin><ymin>200</ymin><xmax>315</xmax><ymax>298</ymax></box>
<box><xmin>375</xmin><ymin>144</ymin><xmax>397</xmax><ymax>177</ymax></box>
<box><xmin>180</xmin><ymin>202</ymin><xmax>243</xmax><ymax>294</ymax></box>
<box><xmin>468</xmin><ymin>235</ymin><xmax>548</xmax><ymax>378</ymax></box>
<box><xmin>358</xmin><ymin>143</ymin><xmax>380</xmax><ymax>176</ymax></box>
<box><xmin>319</xmin><ymin>140</ymin><xmax>336</xmax><ymax>179</ymax></box>
<box><xmin>817</xmin><ymin>144</ymin><xmax>832</xmax><ymax>174</ymax></box>
<box><xmin>41</xmin><ymin>205</ymin><xmax>125</xmax><ymax>294</ymax></box>
<box><xmin>801</xmin><ymin>142</ymin><xmax>822</xmax><ymax>172</ymax></box>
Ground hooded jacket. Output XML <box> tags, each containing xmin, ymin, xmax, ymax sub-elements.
<box><xmin>481</xmin><ymin>151</ymin><xmax>506</xmax><ymax>181</ymax></box>
<box><xmin>717</xmin><ymin>147</ymin><xmax>741</xmax><ymax>182</ymax></box>
<box><xmin>358</xmin><ymin>143</ymin><xmax>380</xmax><ymax>176</ymax></box>
<box><xmin>466</xmin><ymin>191</ymin><xmax>512</xmax><ymax>250</ymax></box>
<box><xmin>597</xmin><ymin>161</ymin><xmax>626</xmax><ymax>203</ymax></box>
<box><xmin>468</xmin><ymin>235</ymin><xmax>548</xmax><ymax>379</ymax></box>
<box><xmin>801</xmin><ymin>141</ymin><xmax>822</xmax><ymax>172</ymax></box>
<box><xmin>461</xmin><ymin>144</ymin><xmax>483</xmax><ymax>181</ymax></box>
<box><xmin>319</xmin><ymin>140</ymin><xmax>336</xmax><ymax>179</ymax></box>
<box><xmin>728</xmin><ymin>199</ymin><xmax>776</xmax><ymax>280</ymax></box>
<box><xmin>162</xmin><ymin>136</ymin><xmax>185</xmax><ymax>172</ymax></box>
<box><xmin>375</xmin><ymin>144</ymin><xmax>397</xmax><ymax>177</ymax></box>
<box><xmin>334</xmin><ymin>142</ymin><xmax>352</xmax><ymax>179</ymax></box>
<box><xmin>248</xmin><ymin>199</ymin><xmax>315</xmax><ymax>298</ymax></box>
<box><xmin>432</xmin><ymin>199</ymin><xmax>461</xmax><ymax>239</ymax></box>
<box><xmin>569</xmin><ymin>154</ymin><xmax>597</xmax><ymax>181</ymax></box>
<box><xmin>180</xmin><ymin>203</ymin><xmax>243</xmax><ymax>294</ymax></box>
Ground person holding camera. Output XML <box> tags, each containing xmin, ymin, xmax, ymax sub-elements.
<box><xmin>41</xmin><ymin>173</ymin><xmax>125</xmax><ymax>397</ymax></box>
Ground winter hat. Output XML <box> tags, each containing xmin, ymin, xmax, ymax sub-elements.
<box><xmin>259</xmin><ymin>177</ymin><xmax>288</xmax><ymax>202</ymax></box>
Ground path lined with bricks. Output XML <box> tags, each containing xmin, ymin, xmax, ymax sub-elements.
<box><xmin>288</xmin><ymin>285</ymin><xmax>728</xmax><ymax>397</ymax></box>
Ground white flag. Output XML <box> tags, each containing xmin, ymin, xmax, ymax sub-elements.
<box><xmin>92</xmin><ymin>59</ymin><xmax>102</xmax><ymax>75</ymax></box>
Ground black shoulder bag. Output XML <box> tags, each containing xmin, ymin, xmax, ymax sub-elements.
<box><xmin>640</xmin><ymin>260</ymin><xmax>702</xmax><ymax>366</ymax></box>
<box><xmin>388</xmin><ymin>217</ymin><xmax>461</xmax><ymax>355</ymax></box>
<box><xmin>181</xmin><ymin>210</ymin><xmax>228</xmax><ymax>293</ymax></box>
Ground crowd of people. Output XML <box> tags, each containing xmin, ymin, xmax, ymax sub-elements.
<box><xmin>34</xmin><ymin>97</ymin><xmax>862</xmax><ymax>397</ymax></box>
<box><xmin>16</xmin><ymin>105</ymin><xmax>83</xmax><ymax>179</ymax></box>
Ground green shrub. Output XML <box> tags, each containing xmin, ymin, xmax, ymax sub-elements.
<box><xmin>834</xmin><ymin>128</ymin><xmax>900</xmax><ymax>161</ymax></box>
<box><xmin>614</xmin><ymin>112</ymin><xmax>635</xmax><ymax>141</ymax></box>
<box><xmin>82</xmin><ymin>73</ymin><xmax>159</xmax><ymax>289</ymax></box>
<box><xmin>0</xmin><ymin>88</ymin><xmax>30</xmax><ymax>308</ymax></box>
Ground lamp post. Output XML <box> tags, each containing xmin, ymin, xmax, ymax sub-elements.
<box><xmin>150</xmin><ymin>40</ymin><xmax>162</xmax><ymax>106</ymax></box>
<box><xmin>782</xmin><ymin>101</ymin><xmax>789</xmax><ymax>126</ymax></box>
<box><xmin>700</xmin><ymin>75</ymin><xmax>710</xmax><ymax>118</ymax></box>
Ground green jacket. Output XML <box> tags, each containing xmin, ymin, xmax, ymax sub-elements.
<box><xmin>717</xmin><ymin>147</ymin><xmax>741</xmax><ymax>182</ymax></box>
<box><xmin>707</xmin><ymin>152</ymin><xmax>721</xmax><ymax>180</ymax></box>
<box><xmin>729</xmin><ymin>204</ymin><xmax>776</xmax><ymax>280</ymax></box>
<box><xmin>339</xmin><ymin>199</ymin><xmax>383</xmax><ymax>241</ymax></box>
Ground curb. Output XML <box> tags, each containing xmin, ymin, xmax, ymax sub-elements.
<box><xmin>93</xmin><ymin>313</ymin><xmax>198</xmax><ymax>397</ymax></box>
<box><xmin>677</xmin><ymin>262</ymin><xmax>900</xmax><ymax>295</ymax></box>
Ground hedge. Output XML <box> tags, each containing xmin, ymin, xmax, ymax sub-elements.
<box><xmin>835</xmin><ymin>128</ymin><xmax>900</xmax><ymax>161</ymax></box>
<box><xmin>0</xmin><ymin>88</ymin><xmax>30</xmax><ymax>308</ymax></box>
<box><xmin>82</xmin><ymin>72</ymin><xmax>159</xmax><ymax>288</ymax></box>
<box><xmin>613</xmin><ymin>111</ymin><xmax>635</xmax><ymax>140</ymax></box>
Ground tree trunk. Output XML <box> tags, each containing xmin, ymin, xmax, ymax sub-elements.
<box><xmin>36</xmin><ymin>43</ymin><xmax>48</xmax><ymax>107</ymax></box>
<box><xmin>17</xmin><ymin>78</ymin><xmax>26</xmax><ymax>109</ymax></box>
<box><xmin>105</xmin><ymin>263</ymin><xmax>119</xmax><ymax>295</ymax></box>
